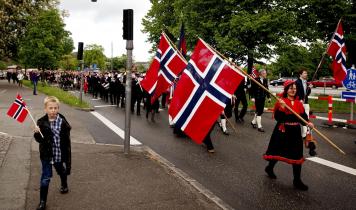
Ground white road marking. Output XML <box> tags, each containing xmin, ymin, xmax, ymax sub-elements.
<box><xmin>307</xmin><ymin>157</ymin><xmax>356</xmax><ymax>176</ymax></box>
<box><xmin>94</xmin><ymin>105</ymin><xmax>116</xmax><ymax>108</ymax></box>
<box><xmin>0</xmin><ymin>89</ymin><xmax>7</xmax><ymax>95</ymax></box>
<box><xmin>90</xmin><ymin>111</ymin><xmax>142</xmax><ymax>145</ymax></box>
<box><xmin>0</xmin><ymin>131</ymin><xmax>8</xmax><ymax>135</ymax></box>
<box><xmin>91</xmin><ymin>98</ymin><xmax>101</xmax><ymax>101</ymax></box>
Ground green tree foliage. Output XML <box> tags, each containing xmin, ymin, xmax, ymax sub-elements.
<box><xmin>111</xmin><ymin>54</ymin><xmax>127</xmax><ymax>71</ymax></box>
<box><xmin>142</xmin><ymin>0</ymin><xmax>354</xmax><ymax>75</ymax></box>
<box><xmin>269</xmin><ymin>41</ymin><xmax>329</xmax><ymax>79</ymax></box>
<box><xmin>18</xmin><ymin>8</ymin><xmax>73</xmax><ymax>70</ymax></box>
<box><xmin>59</xmin><ymin>54</ymin><xmax>78</xmax><ymax>71</ymax></box>
<box><xmin>0</xmin><ymin>0</ymin><xmax>58</xmax><ymax>59</ymax></box>
<box><xmin>83</xmin><ymin>44</ymin><xmax>106</xmax><ymax>70</ymax></box>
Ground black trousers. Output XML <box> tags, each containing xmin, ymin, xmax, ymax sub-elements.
<box><xmin>255</xmin><ymin>97</ymin><xmax>266</xmax><ymax>116</ymax></box>
<box><xmin>234</xmin><ymin>93</ymin><xmax>247</xmax><ymax>120</ymax></box>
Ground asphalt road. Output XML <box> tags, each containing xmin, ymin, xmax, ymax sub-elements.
<box><xmin>75</xmin><ymin>91</ymin><xmax>356</xmax><ymax>210</ymax></box>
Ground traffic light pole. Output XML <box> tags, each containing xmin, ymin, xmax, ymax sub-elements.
<box><xmin>124</xmin><ymin>40</ymin><xmax>133</xmax><ymax>155</ymax></box>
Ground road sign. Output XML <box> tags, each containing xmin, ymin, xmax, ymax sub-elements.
<box><xmin>342</xmin><ymin>68</ymin><xmax>356</xmax><ymax>90</ymax></box>
<box><xmin>341</xmin><ymin>91</ymin><xmax>356</xmax><ymax>100</ymax></box>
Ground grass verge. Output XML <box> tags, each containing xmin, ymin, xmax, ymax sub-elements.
<box><xmin>23</xmin><ymin>80</ymin><xmax>91</xmax><ymax>109</ymax></box>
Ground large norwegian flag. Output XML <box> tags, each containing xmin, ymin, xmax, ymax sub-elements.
<box><xmin>327</xmin><ymin>21</ymin><xmax>347</xmax><ymax>82</ymax></box>
<box><xmin>169</xmin><ymin>39</ymin><xmax>245</xmax><ymax>143</ymax></box>
<box><xmin>7</xmin><ymin>94</ymin><xmax>29</xmax><ymax>123</ymax></box>
<box><xmin>140</xmin><ymin>33</ymin><xmax>187</xmax><ymax>104</ymax></box>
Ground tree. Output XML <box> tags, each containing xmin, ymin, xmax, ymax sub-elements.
<box><xmin>112</xmin><ymin>54</ymin><xmax>127</xmax><ymax>71</ymax></box>
<box><xmin>83</xmin><ymin>44</ymin><xmax>106</xmax><ymax>70</ymax></box>
<box><xmin>0</xmin><ymin>0</ymin><xmax>59</xmax><ymax>59</ymax></box>
<box><xmin>18</xmin><ymin>8</ymin><xmax>73</xmax><ymax>70</ymax></box>
<box><xmin>59</xmin><ymin>54</ymin><xmax>78</xmax><ymax>70</ymax></box>
<box><xmin>143</xmin><ymin>0</ymin><xmax>354</xmax><ymax>74</ymax></box>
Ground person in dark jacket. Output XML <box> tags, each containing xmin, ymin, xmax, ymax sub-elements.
<box><xmin>250</xmin><ymin>69</ymin><xmax>270</xmax><ymax>132</ymax></box>
<box><xmin>234</xmin><ymin>79</ymin><xmax>248</xmax><ymax>123</ymax></box>
<box><xmin>295</xmin><ymin>68</ymin><xmax>312</xmax><ymax>138</ymax></box>
<box><xmin>34</xmin><ymin>96</ymin><xmax>72</xmax><ymax>210</ymax></box>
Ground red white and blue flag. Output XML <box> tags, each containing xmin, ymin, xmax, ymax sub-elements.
<box><xmin>251</xmin><ymin>66</ymin><xmax>259</xmax><ymax>79</ymax></box>
<box><xmin>327</xmin><ymin>21</ymin><xmax>347</xmax><ymax>82</ymax></box>
<box><xmin>140</xmin><ymin>33</ymin><xmax>187</xmax><ymax>104</ymax></box>
<box><xmin>7</xmin><ymin>94</ymin><xmax>29</xmax><ymax>123</ymax></box>
<box><xmin>178</xmin><ymin>23</ymin><xmax>187</xmax><ymax>58</ymax></box>
<box><xmin>169</xmin><ymin>39</ymin><xmax>245</xmax><ymax>144</ymax></box>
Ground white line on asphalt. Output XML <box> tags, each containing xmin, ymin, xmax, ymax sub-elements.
<box><xmin>307</xmin><ymin>157</ymin><xmax>356</xmax><ymax>176</ymax></box>
<box><xmin>94</xmin><ymin>105</ymin><xmax>117</xmax><ymax>108</ymax></box>
<box><xmin>91</xmin><ymin>98</ymin><xmax>101</xmax><ymax>101</ymax></box>
<box><xmin>90</xmin><ymin>111</ymin><xmax>142</xmax><ymax>145</ymax></box>
<box><xmin>0</xmin><ymin>131</ymin><xmax>8</xmax><ymax>135</ymax></box>
<box><xmin>0</xmin><ymin>89</ymin><xmax>7</xmax><ymax>95</ymax></box>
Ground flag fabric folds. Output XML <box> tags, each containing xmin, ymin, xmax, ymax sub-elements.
<box><xmin>7</xmin><ymin>94</ymin><xmax>29</xmax><ymax>123</ymax></box>
<box><xmin>169</xmin><ymin>39</ymin><xmax>245</xmax><ymax>144</ymax></box>
<box><xmin>178</xmin><ymin>23</ymin><xmax>187</xmax><ymax>58</ymax></box>
<box><xmin>140</xmin><ymin>33</ymin><xmax>187</xmax><ymax>104</ymax></box>
<box><xmin>327</xmin><ymin>21</ymin><xmax>347</xmax><ymax>82</ymax></box>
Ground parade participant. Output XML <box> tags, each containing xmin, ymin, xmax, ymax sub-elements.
<box><xmin>263</xmin><ymin>81</ymin><xmax>314</xmax><ymax>191</ymax></box>
<box><xmin>234</xmin><ymin>78</ymin><xmax>247</xmax><ymax>123</ymax></box>
<box><xmin>33</xmin><ymin>96</ymin><xmax>72</xmax><ymax>210</ymax></box>
<box><xmin>295</xmin><ymin>68</ymin><xmax>312</xmax><ymax>138</ymax></box>
<box><xmin>17</xmin><ymin>71</ymin><xmax>24</xmax><ymax>87</ymax></box>
<box><xmin>219</xmin><ymin>99</ymin><xmax>233</xmax><ymax>135</ymax></box>
<box><xmin>203</xmin><ymin>124</ymin><xmax>215</xmax><ymax>153</ymax></box>
<box><xmin>250</xmin><ymin>69</ymin><xmax>270</xmax><ymax>132</ymax></box>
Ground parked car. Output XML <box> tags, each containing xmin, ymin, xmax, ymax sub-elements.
<box><xmin>309</xmin><ymin>77</ymin><xmax>343</xmax><ymax>89</ymax></box>
<box><xmin>269</xmin><ymin>77</ymin><xmax>297</xmax><ymax>86</ymax></box>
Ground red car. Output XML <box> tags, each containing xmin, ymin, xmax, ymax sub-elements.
<box><xmin>309</xmin><ymin>77</ymin><xmax>343</xmax><ymax>89</ymax></box>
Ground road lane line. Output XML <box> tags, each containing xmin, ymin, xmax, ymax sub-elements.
<box><xmin>94</xmin><ymin>105</ymin><xmax>116</xmax><ymax>108</ymax></box>
<box><xmin>307</xmin><ymin>157</ymin><xmax>356</xmax><ymax>176</ymax></box>
<box><xmin>90</xmin><ymin>111</ymin><xmax>142</xmax><ymax>145</ymax></box>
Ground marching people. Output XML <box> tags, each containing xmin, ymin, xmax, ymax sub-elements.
<box><xmin>219</xmin><ymin>98</ymin><xmax>233</xmax><ymax>135</ymax></box>
<box><xmin>33</xmin><ymin>96</ymin><xmax>72</xmax><ymax>210</ymax></box>
<box><xmin>17</xmin><ymin>71</ymin><xmax>24</xmax><ymax>87</ymax></box>
<box><xmin>234</xmin><ymin>78</ymin><xmax>248</xmax><ymax>123</ymax></box>
<box><xmin>263</xmin><ymin>81</ymin><xmax>315</xmax><ymax>191</ymax></box>
<box><xmin>250</xmin><ymin>69</ymin><xmax>270</xmax><ymax>132</ymax></box>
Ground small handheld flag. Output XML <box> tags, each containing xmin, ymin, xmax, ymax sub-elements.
<box><xmin>7</xmin><ymin>94</ymin><xmax>29</xmax><ymax>123</ymax></box>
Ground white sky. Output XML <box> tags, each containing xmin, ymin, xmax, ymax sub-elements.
<box><xmin>59</xmin><ymin>0</ymin><xmax>152</xmax><ymax>62</ymax></box>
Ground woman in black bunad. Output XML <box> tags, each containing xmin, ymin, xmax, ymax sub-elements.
<box><xmin>263</xmin><ymin>80</ymin><xmax>315</xmax><ymax>191</ymax></box>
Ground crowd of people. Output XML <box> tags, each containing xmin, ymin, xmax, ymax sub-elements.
<box><xmin>3</xmin><ymin>67</ymin><xmax>317</xmax><ymax>193</ymax></box>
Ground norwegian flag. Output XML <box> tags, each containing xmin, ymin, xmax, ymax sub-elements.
<box><xmin>140</xmin><ymin>33</ymin><xmax>187</xmax><ymax>104</ymax></box>
<box><xmin>250</xmin><ymin>66</ymin><xmax>259</xmax><ymax>79</ymax></box>
<box><xmin>327</xmin><ymin>21</ymin><xmax>347</xmax><ymax>82</ymax></box>
<box><xmin>169</xmin><ymin>39</ymin><xmax>245</xmax><ymax>143</ymax></box>
<box><xmin>7</xmin><ymin>94</ymin><xmax>29</xmax><ymax>123</ymax></box>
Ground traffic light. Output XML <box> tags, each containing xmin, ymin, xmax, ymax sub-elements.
<box><xmin>123</xmin><ymin>9</ymin><xmax>133</xmax><ymax>40</ymax></box>
<box><xmin>77</xmin><ymin>42</ymin><xmax>83</xmax><ymax>60</ymax></box>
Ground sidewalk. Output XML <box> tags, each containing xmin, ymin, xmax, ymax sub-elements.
<box><xmin>0</xmin><ymin>80</ymin><xmax>222</xmax><ymax>209</ymax></box>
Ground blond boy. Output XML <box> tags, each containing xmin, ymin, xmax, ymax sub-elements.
<box><xmin>34</xmin><ymin>96</ymin><xmax>72</xmax><ymax>210</ymax></box>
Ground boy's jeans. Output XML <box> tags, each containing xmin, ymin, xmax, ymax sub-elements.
<box><xmin>40</xmin><ymin>160</ymin><xmax>67</xmax><ymax>187</ymax></box>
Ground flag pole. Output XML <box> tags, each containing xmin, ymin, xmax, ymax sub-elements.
<box><xmin>162</xmin><ymin>31</ymin><xmax>187</xmax><ymax>64</ymax></box>
<box><xmin>224</xmin><ymin>113</ymin><xmax>239</xmax><ymax>135</ymax></box>
<box><xmin>26</xmin><ymin>108</ymin><xmax>44</xmax><ymax>138</ymax></box>
<box><xmin>311</xmin><ymin>18</ymin><xmax>343</xmax><ymax>82</ymax></box>
<box><xmin>199</xmin><ymin>38</ymin><xmax>345</xmax><ymax>155</ymax></box>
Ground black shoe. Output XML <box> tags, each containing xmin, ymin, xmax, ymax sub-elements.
<box><xmin>258</xmin><ymin>127</ymin><xmax>265</xmax><ymax>132</ymax></box>
<box><xmin>265</xmin><ymin>166</ymin><xmax>277</xmax><ymax>179</ymax></box>
<box><xmin>293</xmin><ymin>179</ymin><xmax>308</xmax><ymax>191</ymax></box>
<box><xmin>36</xmin><ymin>200</ymin><xmax>46</xmax><ymax>210</ymax></box>
<box><xmin>251</xmin><ymin>122</ymin><xmax>257</xmax><ymax>128</ymax></box>
<box><xmin>60</xmin><ymin>186</ymin><xmax>69</xmax><ymax>194</ymax></box>
<box><xmin>223</xmin><ymin>131</ymin><xmax>229</xmax><ymax>135</ymax></box>
<box><xmin>238</xmin><ymin>118</ymin><xmax>244</xmax><ymax>123</ymax></box>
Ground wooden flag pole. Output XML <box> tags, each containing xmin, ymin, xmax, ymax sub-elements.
<box><xmin>199</xmin><ymin>38</ymin><xmax>346</xmax><ymax>155</ymax></box>
<box><xmin>26</xmin><ymin>108</ymin><xmax>44</xmax><ymax>138</ymax></box>
<box><xmin>162</xmin><ymin>31</ymin><xmax>188</xmax><ymax>64</ymax></box>
<box><xmin>223</xmin><ymin>113</ymin><xmax>239</xmax><ymax>135</ymax></box>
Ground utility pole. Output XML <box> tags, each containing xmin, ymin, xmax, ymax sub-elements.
<box><xmin>123</xmin><ymin>9</ymin><xmax>133</xmax><ymax>155</ymax></box>
<box><xmin>77</xmin><ymin>42</ymin><xmax>84</xmax><ymax>103</ymax></box>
